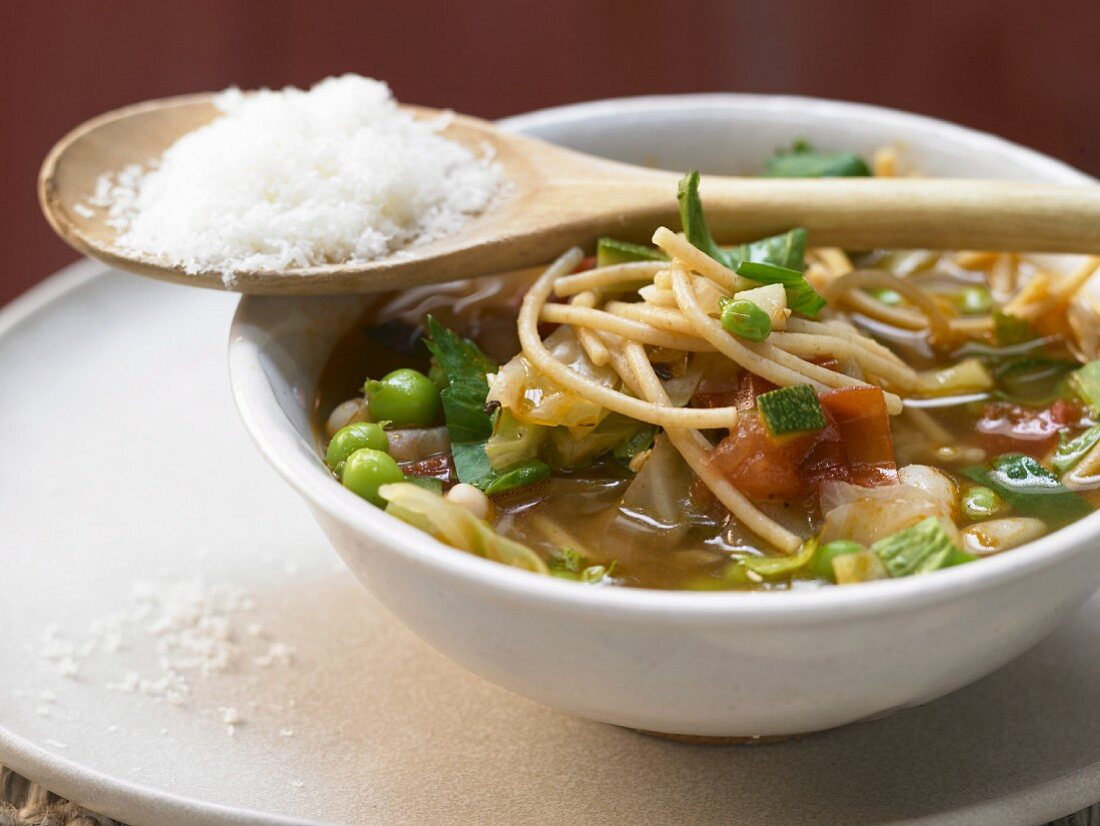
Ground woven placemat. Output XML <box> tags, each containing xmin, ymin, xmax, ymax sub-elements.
<box><xmin>3</xmin><ymin>763</ymin><xmax>1100</xmax><ymax>826</ymax></box>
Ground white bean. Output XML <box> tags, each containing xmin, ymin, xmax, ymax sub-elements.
<box><xmin>445</xmin><ymin>483</ymin><xmax>491</xmax><ymax>521</ymax></box>
<box><xmin>963</xmin><ymin>517</ymin><xmax>1047</xmax><ymax>555</ymax></box>
<box><xmin>325</xmin><ymin>398</ymin><xmax>371</xmax><ymax>437</ymax></box>
<box><xmin>898</xmin><ymin>464</ymin><xmax>957</xmax><ymax>515</ymax></box>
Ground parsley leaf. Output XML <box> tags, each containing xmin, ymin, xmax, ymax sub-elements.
<box><xmin>424</xmin><ymin>317</ymin><xmax>549</xmax><ymax>493</ymax></box>
<box><xmin>764</xmin><ymin>140</ymin><xmax>872</xmax><ymax>178</ymax></box>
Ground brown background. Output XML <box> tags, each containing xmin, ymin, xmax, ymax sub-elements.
<box><xmin>3</xmin><ymin>0</ymin><xmax>1100</xmax><ymax>305</ymax></box>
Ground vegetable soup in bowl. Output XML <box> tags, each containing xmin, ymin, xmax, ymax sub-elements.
<box><xmin>230</xmin><ymin>95</ymin><xmax>1100</xmax><ymax>738</ymax></box>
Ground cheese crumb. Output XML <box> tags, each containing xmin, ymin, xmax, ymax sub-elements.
<box><xmin>89</xmin><ymin>75</ymin><xmax>503</xmax><ymax>283</ymax></box>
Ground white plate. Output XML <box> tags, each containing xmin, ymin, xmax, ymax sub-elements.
<box><xmin>2</xmin><ymin>259</ymin><xmax>1100</xmax><ymax>826</ymax></box>
<box><xmin>2</xmin><ymin>95</ymin><xmax>1100</xmax><ymax>824</ymax></box>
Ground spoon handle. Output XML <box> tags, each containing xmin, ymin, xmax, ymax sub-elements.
<box><xmin>583</xmin><ymin>175</ymin><xmax>1100</xmax><ymax>254</ymax></box>
<box><xmin>704</xmin><ymin>177</ymin><xmax>1100</xmax><ymax>253</ymax></box>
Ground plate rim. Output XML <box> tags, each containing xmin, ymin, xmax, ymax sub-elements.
<box><xmin>3</xmin><ymin>92</ymin><xmax>1099</xmax><ymax>826</ymax></box>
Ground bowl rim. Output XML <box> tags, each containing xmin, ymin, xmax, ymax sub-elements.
<box><xmin>230</xmin><ymin>91</ymin><xmax>1100</xmax><ymax>624</ymax></box>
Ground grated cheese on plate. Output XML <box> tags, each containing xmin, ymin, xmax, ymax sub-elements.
<box><xmin>88</xmin><ymin>74</ymin><xmax>503</xmax><ymax>283</ymax></box>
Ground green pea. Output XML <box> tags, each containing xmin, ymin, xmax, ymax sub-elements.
<box><xmin>340</xmin><ymin>448</ymin><xmax>404</xmax><ymax>507</ymax></box>
<box><xmin>810</xmin><ymin>540</ymin><xmax>863</xmax><ymax>582</ymax></box>
<box><xmin>365</xmin><ymin>368</ymin><xmax>441</xmax><ymax>427</ymax></box>
<box><xmin>958</xmin><ymin>285</ymin><xmax>993</xmax><ymax>315</ymax></box>
<box><xmin>962</xmin><ymin>485</ymin><xmax>1004</xmax><ymax>519</ymax></box>
<box><xmin>720</xmin><ymin>299</ymin><xmax>772</xmax><ymax>341</ymax></box>
<box><xmin>326</xmin><ymin>422</ymin><xmax>389</xmax><ymax>469</ymax></box>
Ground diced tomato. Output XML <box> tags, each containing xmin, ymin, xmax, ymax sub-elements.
<box><xmin>820</xmin><ymin>387</ymin><xmax>898</xmax><ymax>486</ymax></box>
<box><xmin>401</xmin><ymin>453</ymin><xmax>456</xmax><ymax>489</ymax></box>
<box><xmin>709</xmin><ymin>412</ymin><xmax>805</xmax><ymax>500</ymax></box>
<box><xmin>693</xmin><ymin>367</ymin><xmax>777</xmax><ymax>412</ymax></box>
<box><xmin>692</xmin><ymin>363</ymin><xmax>745</xmax><ymax>410</ymax></box>
<box><xmin>573</xmin><ymin>256</ymin><xmax>597</xmax><ymax>274</ymax></box>
<box><xmin>795</xmin><ymin>412</ymin><xmax>851</xmax><ymax>487</ymax></box>
<box><xmin>974</xmin><ymin>399</ymin><xmax>1081</xmax><ymax>460</ymax></box>
<box><xmin>708</xmin><ymin>407</ymin><xmax>853</xmax><ymax>501</ymax></box>
<box><xmin>812</xmin><ymin>357</ymin><xmax>842</xmax><ymax>373</ymax></box>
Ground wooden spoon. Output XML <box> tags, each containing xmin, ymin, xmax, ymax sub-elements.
<box><xmin>39</xmin><ymin>93</ymin><xmax>1100</xmax><ymax>295</ymax></box>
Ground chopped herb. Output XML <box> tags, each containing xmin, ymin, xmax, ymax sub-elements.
<box><xmin>726</xmin><ymin>228</ymin><xmax>808</xmax><ymax>272</ymax></box>
<box><xmin>763</xmin><ymin>140</ymin><xmax>872</xmax><ymax>178</ymax></box>
<box><xmin>424</xmin><ymin>317</ymin><xmax>549</xmax><ymax>494</ymax></box>
<box><xmin>736</xmin><ymin>259</ymin><xmax>826</xmax><ymax>318</ymax></box>
<box><xmin>548</xmin><ymin>547</ymin><xmax>586</xmax><ymax>575</ymax></box>
<box><xmin>676</xmin><ymin>171</ymin><xmax>808</xmax><ymax>272</ymax></box>
<box><xmin>548</xmin><ymin>548</ymin><xmax>617</xmax><ymax>584</ymax></box>
<box><xmin>482</xmin><ymin>460</ymin><xmax>550</xmax><ymax>495</ymax></box>
<box><xmin>993</xmin><ymin>309</ymin><xmax>1038</xmax><ymax>346</ymax></box>
<box><xmin>677</xmin><ymin>171</ymin><xmax>727</xmax><ymax>264</ymax></box>
<box><xmin>961</xmin><ymin>486</ymin><xmax>1005</xmax><ymax>520</ymax></box>
<box><xmin>962</xmin><ymin>453</ymin><xmax>1092</xmax><ymax>527</ymax></box>
<box><xmin>809</xmin><ymin>540</ymin><xmax>863</xmax><ymax>582</ymax></box>
<box><xmin>401</xmin><ymin>475</ymin><xmax>444</xmax><ymax>495</ymax></box>
<box><xmin>596</xmin><ymin>237</ymin><xmax>666</xmax><ymax>268</ymax></box>
<box><xmin>613</xmin><ymin>425</ymin><xmax>657</xmax><ymax>464</ymax></box>
<box><xmin>737</xmin><ymin>539</ymin><xmax>818</xmax><ymax>580</ymax></box>
<box><xmin>581</xmin><ymin>562</ymin><xmax>615</xmax><ymax>584</ymax></box>
<box><xmin>1053</xmin><ymin>424</ymin><xmax>1100</xmax><ymax>475</ymax></box>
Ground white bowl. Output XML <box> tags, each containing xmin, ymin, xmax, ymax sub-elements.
<box><xmin>229</xmin><ymin>95</ymin><xmax>1100</xmax><ymax>738</ymax></box>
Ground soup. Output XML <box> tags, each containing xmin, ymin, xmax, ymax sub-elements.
<box><xmin>315</xmin><ymin>143</ymin><xmax>1100</xmax><ymax>591</ymax></box>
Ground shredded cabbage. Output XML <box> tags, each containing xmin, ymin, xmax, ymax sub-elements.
<box><xmin>819</xmin><ymin>480</ymin><xmax>955</xmax><ymax>547</ymax></box>
<box><xmin>915</xmin><ymin>358</ymin><xmax>993</xmax><ymax>396</ymax></box>
<box><xmin>487</xmin><ymin>327</ymin><xmax>620</xmax><ymax>435</ymax></box>
<box><xmin>485</xmin><ymin>409</ymin><xmax>547</xmax><ymax>472</ymax></box>
<box><xmin>379</xmin><ymin>482</ymin><xmax>547</xmax><ymax>574</ymax></box>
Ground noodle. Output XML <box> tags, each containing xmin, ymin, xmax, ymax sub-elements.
<box><xmin>604</xmin><ymin>301</ymin><xmax>697</xmax><ymax>335</ymax></box>
<box><xmin>553</xmin><ymin>261</ymin><xmax>666</xmax><ymax>298</ymax></box>
<box><xmin>619</xmin><ymin>342</ymin><xmax>803</xmax><ymax>553</ymax></box>
<box><xmin>569</xmin><ymin>291</ymin><xmax>611</xmax><ymax>367</ymax></box>
<box><xmin>540</xmin><ymin>303</ymin><xmax>713</xmax><ymax>352</ymax></box>
<box><xmin>670</xmin><ymin>266</ymin><xmax>904</xmax><ymax>413</ymax></box>
<box><xmin>824</xmin><ymin>269</ymin><xmax>954</xmax><ymax>344</ymax></box>
<box><xmin>670</xmin><ymin>267</ymin><xmax>831</xmax><ymax>390</ymax></box>
<box><xmin>638</xmin><ymin>284</ymin><xmax>679</xmax><ymax>308</ymax></box>
<box><xmin>767</xmin><ymin>332</ymin><xmax>918</xmax><ymax>390</ymax></box>
<box><xmin>652</xmin><ymin>227</ymin><xmax>751</xmax><ymax>293</ymax></box>
<box><xmin>518</xmin><ymin>250</ymin><xmax>741</xmax><ymax>430</ymax></box>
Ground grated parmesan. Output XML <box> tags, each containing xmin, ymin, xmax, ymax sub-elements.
<box><xmin>34</xmin><ymin>575</ymin><xmax>296</xmax><ymax>740</ymax></box>
<box><xmin>88</xmin><ymin>74</ymin><xmax>503</xmax><ymax>283</ymax></box>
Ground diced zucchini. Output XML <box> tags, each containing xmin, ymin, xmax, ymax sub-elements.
<box><xmin>733</xmin><ymin>283</ymin><xmax>789</xmax><ymax>331</ymax></box>
<box><xmin>756</xmin><ymin>385</ymin><xmax>826</xmax><ymax>440</ymax></box>
<box><xmin>596</xmin><ymin>237</ymin><xmax>666</xmax><ymax>268</ymax></box>
<box><xmin>869</xmin><ymin>516</ymin><xmax>963</xmax><ymax>577</ymax></box>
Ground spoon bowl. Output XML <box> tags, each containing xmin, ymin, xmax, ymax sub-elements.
<box><xmin>40</xmin><ymin>93</ymin><xmax>1100</xmax><ymax>294</ymax></box>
